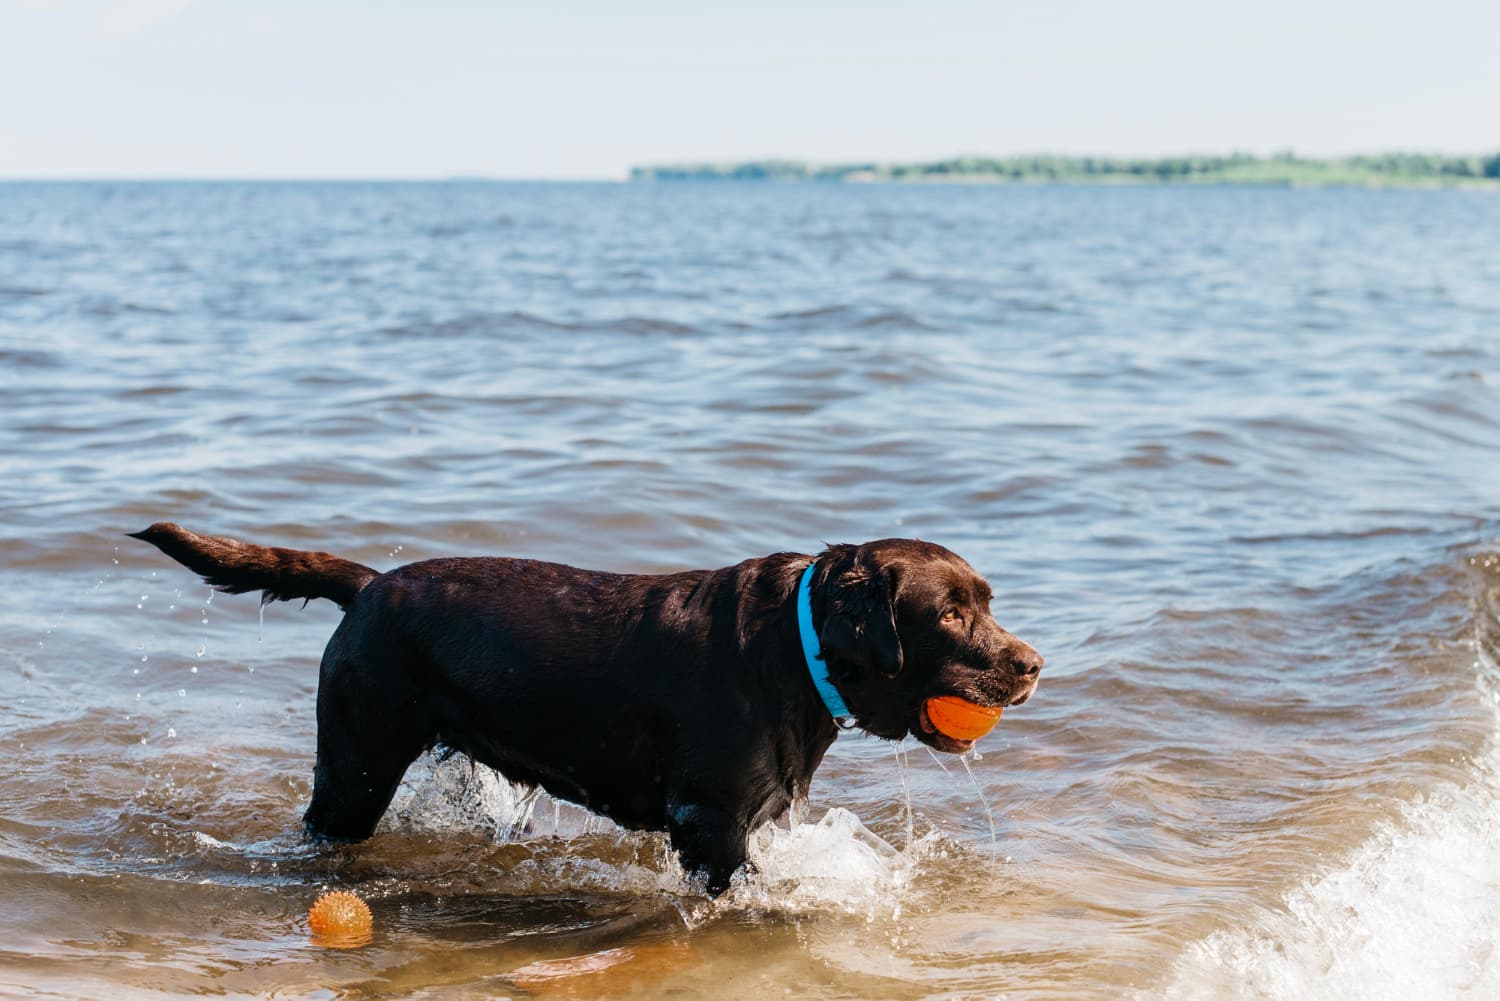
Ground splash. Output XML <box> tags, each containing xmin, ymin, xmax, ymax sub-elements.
<box><xmin>736</xmin><ymin>807</ymin><xmax>939</xmax><ymax>920</ymax></box>
<box><xmin>382</xmin><ymin>750</ymin><xmax>938</xmax><ymax>920</ymax></box>
<box><xmin>386</xmin><ymin>751</ymin><xmax>617</xmax><ymax>841</ymax></box>
<box><xmin>1152</xmin><ymin>650</ymin><xmax>1500</xmax><ymax>1001</ymax></box>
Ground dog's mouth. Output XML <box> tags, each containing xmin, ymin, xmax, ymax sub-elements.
<box><xmin>913</xmin><ymin>702</ymin><xmax>978</xmax><ymax>754</ymax></box>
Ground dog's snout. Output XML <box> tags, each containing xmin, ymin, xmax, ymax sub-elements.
<box><xmin>1013</xmin><ymin>645</ymin><xmax>1043</xmax><ymax>677</ymax></box>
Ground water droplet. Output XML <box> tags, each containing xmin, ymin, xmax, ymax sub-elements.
<box><xmin>958</xmin><ymin>753</ymin><xmax>998</xmax><ymax>847</ymax></box>
<box><xmin>190</xmin><ymin>665</ymin><xmax>198</xmax><ymax>674</ymax></box>
<box><xmin>132</xmin><ymin>668</ymin><xmax>139</xmax><ymax>675</ymax></box>
<box><xmin>195</xmin><ymin>645</ymin><xmax>205</xmax><ymax>657</ymax></box>
<box><xmin>178</xmin><ymin>688</ymin><xmax>186</xmax><ymax>697</ymax></box>
<box><xmin>167</xmin><ymin>727</ymin><xmax>177</xmax><ymax>739</ymax></box>
<box><xmin>140</xmin><ymin>655</ymin><xmax>148</xmax><ymax>662</ymax></box>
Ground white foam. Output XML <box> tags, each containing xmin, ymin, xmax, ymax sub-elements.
<box><xmin>386</xmin><ymin>752</ymin><xmax>616</xmax><ymax>840</ymax></box>
<box><xmin>383</xmin><ymin>751</ymin><xmax>935</xmax><ymax>919</ymax></box>
<box><xmin>734</xmin><ymin>807</ymin><xmax>938</xmax><ymax>920</ymax></box>
<box><xmin>1154</xmin><ymin>661</ymin><xmax>1500</xmax><ymax>1001</ymax></box>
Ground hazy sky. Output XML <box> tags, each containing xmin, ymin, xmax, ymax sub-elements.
<box><xmin>3</xmin><ymin>0</ymin><xmax>1496</xmax><ymax>179</ymax></box>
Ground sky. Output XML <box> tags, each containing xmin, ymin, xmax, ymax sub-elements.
<box><xmin>2</xmin><ymin>0</ymin><xmax>1497</xmax><ymax>179</ymax></box>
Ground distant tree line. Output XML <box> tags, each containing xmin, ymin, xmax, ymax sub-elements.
<box><xmin>630</xmin><ymin>152</ymin><xmax>1500</xmax><ymax>185</ymax></box>
<box><xmin>1341</xmin><ymin>152</ymin><xmax>1500</xmax><ymax>179</ymax></box>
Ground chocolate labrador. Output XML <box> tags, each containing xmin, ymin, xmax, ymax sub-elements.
<box><xmin>130</xmin><ymin>523</ymin><xmax>1042</xmax><ymax>894</ymax></box>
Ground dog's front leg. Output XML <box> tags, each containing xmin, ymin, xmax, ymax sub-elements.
<box><xmin>666</xmin><ymin>798</ymin><xmax>747</xmax><ymax>897</ymax></box>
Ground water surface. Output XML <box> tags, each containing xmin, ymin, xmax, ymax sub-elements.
<box><xmin>2</xmin><ymin>181</ymin><xmax>1498</xmax><ymax>999</ymax></box>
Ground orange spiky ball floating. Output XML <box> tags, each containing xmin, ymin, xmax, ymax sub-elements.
<box><xmin>924</xmin><ymin>696</ymin><xmax>1003</xmax><ymax>742</ymax></box>
<box><xmin>308</xmin><ymin>890</ymin><xmax>372</xmax><ymax>947</ymax></box>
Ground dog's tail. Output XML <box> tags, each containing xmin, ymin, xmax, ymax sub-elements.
<box><xmin>128</xmin><ymin>522</ymin><xmax>378</xmax><ymax>610</ymax></box>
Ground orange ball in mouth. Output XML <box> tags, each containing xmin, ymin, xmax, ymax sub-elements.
<box><xmin>308</xmin><ymin>890</ymin><xmax>372</xmax><ymax>947</ymax></box>
<box><xmin>923</xmin><ymin>695</ymin><xmax>1003</xmax><ymax>742</ymax></box>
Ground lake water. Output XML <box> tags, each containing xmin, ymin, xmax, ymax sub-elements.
<box><xmin>2</xmin><ymin>181</ymin><xmax>1498</xmax><ymax>1000</ymax></box>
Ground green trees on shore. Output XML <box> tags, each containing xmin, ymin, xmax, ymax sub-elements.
<box><xmin>630</xmin><ymin>152</ymin><xmax>1500</xmax><ymax>186</ymax></box>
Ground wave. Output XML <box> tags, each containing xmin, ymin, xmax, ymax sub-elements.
<box><xmin>1151</xmin><ymin>623</ymin><xmax>1500</xmax><ymax>1001</ymax></box>
<box><xmin>375</xmin><ymin>310</ymin><xmax>702</xmax><ymax>340</ymax></box>
<box><xmin>767</xmin><ymin>303</ymin><xmax>937</xmax><ymax>332</ymax></box>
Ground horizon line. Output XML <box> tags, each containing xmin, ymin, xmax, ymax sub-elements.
<box><xmin>5</xmin><ymin>148</ymin><xmax>1499</xmax><ymax>185</ymax></box>
<box><xmin>0</xmin><ymin>175</ymin><xmax>626</xmax><ymax>184</ymax></box>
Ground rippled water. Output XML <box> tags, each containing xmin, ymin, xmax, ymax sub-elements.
<box><xmin>2</xmin><ymin>181</ymin><xmax>1498</xmax><ymax>1000</ymax></box>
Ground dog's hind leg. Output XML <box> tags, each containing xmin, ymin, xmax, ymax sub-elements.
<box><xmin>301</xmin><ymin>627</ymin><xmax>433</xmax><ymax>841</ymax></box>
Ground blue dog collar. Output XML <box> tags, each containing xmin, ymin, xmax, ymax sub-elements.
<box><xmin>797</xmin><ymin>561</ymin><xmax>852</xmax><ymax>723</ymax></box>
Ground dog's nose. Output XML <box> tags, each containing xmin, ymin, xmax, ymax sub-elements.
<box><xmin>1013</xmin><ymin>645</ymin><xmax>1043</xmax><ymax>678</ymax></box>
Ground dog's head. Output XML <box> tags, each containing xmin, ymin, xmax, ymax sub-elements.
<box><xmin>814</xmin><ymin>539</ymin><xmax>1042</xmax><ymax>753</ymax></box>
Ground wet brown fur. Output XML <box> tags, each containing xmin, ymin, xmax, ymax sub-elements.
<box><xmin>130</xmin><ymin>521</ymin><xmax>1042</xmax><ymax>894</ymax></box>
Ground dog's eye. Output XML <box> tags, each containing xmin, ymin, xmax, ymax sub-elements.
<box><xmin>940</xmin><ymin>608</ymin><xmax>960</xmax><ymax>623</ymax></box>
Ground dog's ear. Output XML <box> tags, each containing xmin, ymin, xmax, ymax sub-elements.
<box><xmin>820</xmin><ymin>560</ymin><xmax>903</xmax><ymax>678</ymax></box>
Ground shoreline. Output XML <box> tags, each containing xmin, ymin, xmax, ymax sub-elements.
<box><xmin>630</xmin><ymin>174</ymin><xmax>1500</xmax><ymax>191</ymax></box>
<box><xmin>630</xmin><ymin>152</ymin><xmax>1500</xmax><ymax>190</ymax></box>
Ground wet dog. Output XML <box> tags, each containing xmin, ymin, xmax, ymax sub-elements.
<box><xmin>130</xmin><ymin>523</ymin><xmax>1042</xmax><ymax>894</ymax></box>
